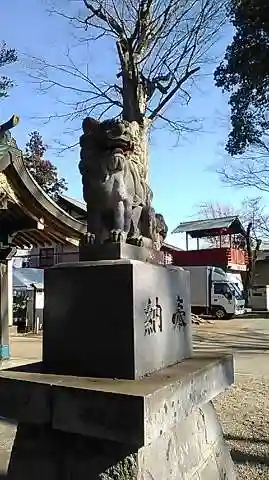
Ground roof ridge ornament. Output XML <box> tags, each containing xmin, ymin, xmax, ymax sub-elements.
<box><xmin>0</xmin><ymin>115</ymin><xmax>19</xmax><ymax>134</ymax></box>
<box><xmin>0</xmin><ymin>115</ymin><xmax>20</xmax><ymax>156</ymax></box>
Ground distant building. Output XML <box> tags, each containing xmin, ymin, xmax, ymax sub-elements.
<box><xmin>171</xmin><ymin>216</ymin><xmax>248</xmax><ymax>274</ymax></box>
<box><xmin>253</xmin><ymin>247</ymin><xmax>269</xmax><ymax>286</ymax></box>
<box><xmin>13</xmin><ymin>249</ymin><xmax>31</xmax><ymax>268</ymax></box>
<box><xmin>13</xmin><ymin>267</ymin><xmax>44</xmax><ymax>332</ymax></box>
<box><xmin>0</xmin><ymin>142</ymin><xmax>86</xmax><ymax>342</ymax></box>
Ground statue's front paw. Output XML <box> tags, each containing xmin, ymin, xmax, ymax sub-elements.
<box><xmin>109</xmin><ymin>230</ymin><xmax>127</xmax><ymax>243</ymax></box>
<box><xmin>81</xmin><ymin>232</ymin><xmax>96</xmax><ymax>246</ymax></box>
<box><xmin>127</xmin><ymin>236</ymin><xmax>144</xmax><ymax>247</ymax></box>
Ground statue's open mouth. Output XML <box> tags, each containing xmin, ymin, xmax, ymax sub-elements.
<box><xmin>107</xmin><ymin>138</ymin><xmax>134</xmax><ymax>153</ymax></box>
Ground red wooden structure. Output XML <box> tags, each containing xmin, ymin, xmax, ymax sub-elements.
<box><xmin>171</xmin><ymin>247</ymin><xmax>247</xmax><ymax>271</ymax></box>
<box><xmin>167</xmin><ymin>216</ymin><xmax>248</xmax><ymax>271</ymax></box>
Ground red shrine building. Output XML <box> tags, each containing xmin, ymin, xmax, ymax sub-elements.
<box><xmin>167</xmin><ymin>217</ymin><xmax>248</xmax><ymax>274</ymax></box>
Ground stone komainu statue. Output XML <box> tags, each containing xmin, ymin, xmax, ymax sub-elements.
<box><xmin>79</xmin><ymin>117</ymin><xmax>167</xmax><ymax>249</ymax></box>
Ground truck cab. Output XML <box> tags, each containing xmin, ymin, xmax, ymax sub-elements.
<box><xmin>212</xmin><ymin>280</ymin><xmax>245</xmax><ymax>319</ymax></box>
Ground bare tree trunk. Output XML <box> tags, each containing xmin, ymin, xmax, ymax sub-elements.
<box><xmin>252</xmin><ymin>238</ymin><xmax>262</xmax><ymax>284</ymax></box>
<box><xmin>244</xmin><ymin>222</ymin><xmax>253</xmax><ymax>307</ymax></box>
<box><xmin>243</xmin><ymin>222</ymin><xmax>261</xmax><ymax>307</ymax></box>
<box><xmin>121</xmin><ymin>74</ymin><xmax>147</xmax><ymax>124</ymax></box>
<box><xmin>126</xmin><ymin>119</ymin><xmax>151</xmax><ymax>183</ymax></box>
<box><xmin>116</xmin><ymin>38</ymin><xmax>150</xmax><ymax>119</ymax></box>
<box><xmin>116</xmin><ymin>39</ymin><xmax>151</xmax><ymax>183</ymax></box>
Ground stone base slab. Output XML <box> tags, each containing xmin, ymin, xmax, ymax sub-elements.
<box><xmin>0</xmin><ymin>355</ymin><xmax>234</xmax><ymax>447</ymax></box>
<box><xmin>79</xmin><ymin>241</ymin><xmax>165</xmax><ymax>264</ymax></box>
<box><xmin>6</xmin><ymin>402</ymin><xmax>236</xmax><ymax>480</ymax></box>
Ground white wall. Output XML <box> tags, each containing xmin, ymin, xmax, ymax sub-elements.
<box><xmin>13</xmin><ymin>249</ymin><xmax>30</xmax><ymax>268</ymax></box>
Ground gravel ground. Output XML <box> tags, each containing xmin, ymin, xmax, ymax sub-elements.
<box><xmin>214</xmin><ymin>376</ymin><xmax>269</xmax><ymax>479</ymax></box>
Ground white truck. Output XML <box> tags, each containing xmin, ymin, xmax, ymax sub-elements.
<box><xmin>226</xmin><ymin>272</ymin><xmax>244</xmax><ymax>294</ymax></box>
<box><xmin>183</xmin><ymin>266</ymin><xmax>245</xmax><ymax>319</ymax></box>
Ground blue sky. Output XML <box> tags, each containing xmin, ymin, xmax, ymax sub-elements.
<box><xmin>1</xmin><ymin>0</ymin><xmax>258</xmax><ymax>248</ymax></box>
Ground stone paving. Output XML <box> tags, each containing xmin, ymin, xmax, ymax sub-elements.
<box><xmin>193</xmin><ymin>317</ymin><xmax>269</xmax><ymax>377</ymax></box>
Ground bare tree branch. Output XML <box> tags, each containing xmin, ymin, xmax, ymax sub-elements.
<box><xmin>23</xmin><ymin>51</ymin><xmax>122</xmax><ymax>121</ymax></box>
<box><xmin>82</xmin><ymin>0</ymin><xmax>128</xmax><ymax>38</ymax></box>
<box><xmin>196</xmin><ymin>197</ymin><xmax>269</xmax><ymax>245</ymax></box>
<box><xmin>218</xmin><ymin>147</ymin><xmax>269</xmax><ymax>194</ymax></box>
<box><xmin>27</xmin><ymin>0</ymin><xmax>226</xmax><ymax>129</ymax></box>
<box><xmin>149</xmin><ymin>66</ymin><xmax>200</xmax><ymax>120</ymax></box>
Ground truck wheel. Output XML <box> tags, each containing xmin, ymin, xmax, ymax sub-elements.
<box><xmin>213</xmin><ymin>307</ymin><xmax>226</xmax><ymax>320</ymax></box>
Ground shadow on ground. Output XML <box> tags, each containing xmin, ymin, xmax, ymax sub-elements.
<box><xmin>225</xmin><ymin>434</ymin><xmax>269</xmax><ymax>445</ymax></box>
<box><xmin>224</xmin><ymin>434</ymin><xmax>269</xmax><ymax>470</ymax></box>
<box><xmin>193</xmin><ymin>329</ymin><xmax>269</xmax><ymax>353</ymax></box>
<box><xmin>231</xmin><ymin>449</ymin><xmax>269</xmax><ymax>466</ymax></box>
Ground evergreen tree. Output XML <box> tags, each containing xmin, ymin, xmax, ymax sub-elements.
<box><xmin>0</xmin><ymin>41</ymin><xmax>17</xmax><ymax>99</ymax></box>
<box><xmin>215</xmin><ymin>0</ymin><xmax>269</xmax><ymax>155</ymax></box>
<box><xmin>24</xmin><ymin>131</ymin><xmax>67</xmax><ymax>199</ymax></box>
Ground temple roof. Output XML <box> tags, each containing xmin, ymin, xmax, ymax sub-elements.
<box><xmin>172</xmin><ymin>216</ymin><xmax>246</xmax><ymax>239</ymax></box>
<box><xmin>0</xmin><ymin>146</ymin><xmax>86</xmax><ymax>248</ymax></box>
<box><xmin>58</xmin><ymin>194</ymin><xmax>87</xmax><ymax>213</ymax></box>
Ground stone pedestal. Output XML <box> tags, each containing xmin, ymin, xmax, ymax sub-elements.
<box><xmin>43</xmin><ymin>260</ymin><xmax>192</xmax><ymax>379</ymax></box>
<box><xmin>0</xmin><ymin>251</ymin><xmax>236</xmax><ymax>478</ymax></box>
<box><xmin>0</xmin><ymin>355</ymin><xmax>235</xmax><ymax>479</ymax></box>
